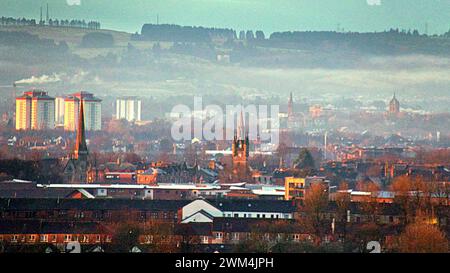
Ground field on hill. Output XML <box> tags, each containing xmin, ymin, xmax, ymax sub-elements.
<box><xmin>0</xmin><ymin>25</ymin><xmax>175</xmax><ymax>59</ymax></box>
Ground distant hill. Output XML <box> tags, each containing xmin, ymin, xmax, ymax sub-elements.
<box><xmin>81</xmin><ymin>32</ymin><xmax>114</xmax><ymax>48</ymax></box>
<box><xmin>0</xmin><ymin>25</ymin><xmax>130</xmax><ymax>46</ymax></box>
<box><xmin>264</xmin><ymin>30</ymin><xmax>450</xmax><ymax>56</ymax></box>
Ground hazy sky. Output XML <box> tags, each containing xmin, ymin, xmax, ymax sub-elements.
<box><xmin>1</xmin><ymin>0</ymin><xmax>449</xmax><ymax>35</ymax></box>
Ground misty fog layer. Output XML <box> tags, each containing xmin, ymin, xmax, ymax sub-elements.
<box><xmin>0</xmin><ymin>25</ymin><xmax>449</xmax><ymax>114</ymax></box>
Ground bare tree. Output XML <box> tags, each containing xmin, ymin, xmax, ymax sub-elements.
<box><xmin>303</xmin><ymin>183</ymin><xmax>329</xmax><ymax>241</ymax></box>
<box><xmin>396</xmin><ymin>222</ymin><xmax>449</xmax><ymax>253</ymax></box>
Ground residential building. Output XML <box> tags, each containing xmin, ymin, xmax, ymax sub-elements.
<box><xmin>64</xmin><ymin>91</ymin><xmax>101</xmax><ymax>131</ymax></box>
<box><xmin>54</xmin><ymin>96</ymin><xmax>65</xmax><ymax>126</ymax></box>
<box><xmin>180</xmin><ymin>199</ymin><xmax>296</xmax><ymax>223</ymax></box>
<box><xmin>15</xmin><ymin>90</ymin><xmax>55</xmax><ymax>130</ymax></box>
<box><xmin>116</xmin><ymin>96</ymin><xmax>142</xmax><ymax>122</ymax></box>
<box><xmin>284</xmin><ymin>177</ymin><xmax>305</xmax><ymax>201</ymax></box>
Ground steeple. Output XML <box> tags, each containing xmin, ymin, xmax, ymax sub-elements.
<box><xmin>74</xmin><ymin>100</ymin><xmax>88</xmax><ymax>160</ymax></box>
<box><xmin>232</xmin><ymin>108</ymin><xmax>249</xmax><ymax>164</ymax></box>
<box><xmin>389</xmin><ymin>92</ymin><xmax>400</xmax><ymax>115</ymax></box>
<box><xmin>237</xmin><ymin>109</ymin><xmax>245</xmax><ymax>140</ymax></box>
<box><xmin>288</xmin><ymin>92</ymin><xmax>293</xmax><ymax>118</ymax></box>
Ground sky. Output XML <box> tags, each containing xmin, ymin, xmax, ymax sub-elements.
<box><xmin>1</xmin><ymin>0</ymin><xmax>449</xmax><ymax>35</ymax></box>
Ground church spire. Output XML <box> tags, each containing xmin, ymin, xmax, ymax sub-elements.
<box><xmin>74</xmin><ymin>99</ymin><xmax>88</xmax><ymax>159</ymax></box>
<box><xmin>237</xmin><ymin>109</ymin><xmax>245</xmax><ymax>140</ymax></box>
<box><xmin>288</xmin><ymin>92</ymin><xmax>293</xmax><ymax>118</ymax></box>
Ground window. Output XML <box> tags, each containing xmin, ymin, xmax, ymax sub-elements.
<box><xmin>145</xmin><ymin>235</ymin><xmax>153</xmax><ymax>244</ymax></box>
<box><xmin>257</xmin><ymin>214</ymin><xmax>260</xmax><ymax>218</ymax></box>
<box><xmin>25</xmin><ymin>211</ymin><xmax>35</xmax><ymax>218</ymax></box>
<box><xmin>51</xmin><ymin>235</ymin><xmax>57</xmax><ymax>242</ymax></box>
<box><xmin>215</xmin><ymin>232</ymin><xmax>222</xmax><ymax>239</ymax></box>
<box><xmin>234</xmin><ymin>213</ymin><xmax>238</xmax><ymax>218</ymax></box>
<box><xmin>96</xmin><ymin>235</ymin><xmax>101</xmax><ymax>242</ymax></box>
<box><xmin>28</xmin><ymin>235</ymin><xmax>36</xmax><ymax>242</ymax></box>
<box><xmin>140</xmin><ymin>211</ymin><xmax>147</xmax><ymax>221</ymax></box>
<box><xmin>12</xmin><ymin>235</ymin><xmax>18</xmax><ymax>242</ymax></box>
<box><xmin>64</xmin><ymin>235</ymin><xmax>72</xmax><ymax>242</ymax></box>
<box><xmin>75</xmin><ymin>212</ymin><xmax>84</xmax><ymax>219</ymax></box>
<box><xmin>81</xmin><ymin>235</ymin><xmax>88</xmax><ymax>243</ymax></box>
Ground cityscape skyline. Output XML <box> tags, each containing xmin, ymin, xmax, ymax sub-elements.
<box><xmin>0</xmin><ymin>1</ymin><xmax>449</xmax><ymax>257</ymax></box>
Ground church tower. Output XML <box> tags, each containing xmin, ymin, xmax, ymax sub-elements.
<box><xmin>64</xmin><ymin>100</ymin><xmax>89</xmax><ymax>183</ymax></box>
<box><xmin>232</xmin><ymin>110</ymin><xmax>249</xmax><ymax>173</ymax></box>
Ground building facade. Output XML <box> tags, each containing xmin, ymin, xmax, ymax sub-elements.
<box><xmin>15</xmin><ymin>90</ymin><xmax>55</xmax><ymax>130</ymax></box>
<box><xmin>64</xmin><ymin>92</ymin><xmax>101</xmax><ymax>131</ymax></box>
<box><xmin>116</xmin><ymin>96</ymin><xmax>142</xmax><ymax>122</ymax></box>
<box><xmin>54</xmin><ymin>96</ymin><xmax>65</xmax><ymax>126</ymax></box>
<box><xmin>284</xmin><ymin>177</ymin><xmax>305</xmax><ymax>200</ymax></box>
<box><xmin>15</xmin><ymin>94</ymin><xmax>31</xmax><ymax>130</ymax></box>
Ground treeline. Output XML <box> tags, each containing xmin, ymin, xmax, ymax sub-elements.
<box><xmin>0</xmin><ymin>31</ymin><xmax>81</xmax><ymax>66</ymax></box>
<box><xmin>238</xmin><ymin>30</ymin><xmax>266</xmax><ymax>40</ymax></box>
<box><xmin>134</xmin><ymin>24</ymin><xmax>236</xmax><ymax>42</ymax></box>
<box><xmin>0</xmin><ymin>16</ymin><xmax>100</xmax><ymax>30</ymax></box>
<box><xmin>0</xmin><ymin>31</ymin><xmax>68</xmax><ymax>51</ymax></box>
<box><xmin>0</xmin><ymin>159</ymin><xmax>62</xmax><ymax>183</ymax></box>
<box><xmin>81</xmin><ymin>32</ymin><xmax>114</xmax><ymax>48</ymax></box>
<box><xmin>265</xmin><ymin>29</ymin><xmax>450</xmax><ymax>55</ymax></box>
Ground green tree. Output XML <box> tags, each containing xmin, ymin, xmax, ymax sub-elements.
<box><xmin>255</xmin><ymin>30</ymin><xmax>265</xmax><ymax>40</ymax></box>
<box><xmin>294</xmin><ymin>148</ymin><xmax>316</xmax><ymax>175</ymax></box>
